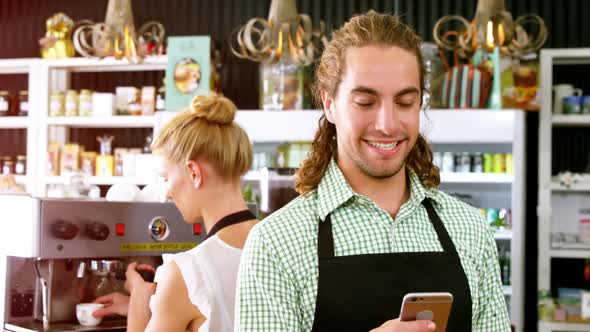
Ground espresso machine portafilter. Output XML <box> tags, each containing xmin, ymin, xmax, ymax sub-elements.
<box><xmin>0</xmin><ymin>195</ymin><xmax>204</xmax><ymax>332</ymax></box>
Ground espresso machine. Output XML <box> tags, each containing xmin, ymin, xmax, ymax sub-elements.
<box><xmin>0</xmin><ymin>195</ymin><xmax>205</xmax><ymax>332</ymax></box>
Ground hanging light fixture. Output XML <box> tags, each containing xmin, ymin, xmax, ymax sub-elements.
<box><xmin>433</xmin><ymin>0</ymin><xmax>547</xmax><ymax>56</ymax></box>
<box><xmin>230</xmin><ymin>0</ymin><xmax>327</xmax><ymax>65</ymax></box>
<box><xmin>72</xmin><ymin>0</ymin><xmax>165</xmax><ymax>63</ymax></box>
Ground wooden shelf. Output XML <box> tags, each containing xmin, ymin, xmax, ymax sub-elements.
<box><xmin>440</xmin><ymin>172</ymin><xmax>513</xmax><ymax>184</ymax></box>
<box><xmin>0</xmin><ymin>117</ymin><xmax>29</xmax><ymax>128</ymax></box>
<box><xmin>44</xmin><ymin>56</ymin><xmax>167</xmax><ymax>72</ymax></box>
<box><xmin>46</xmin><ymin>115</ymin><xmax>155</xmax><ymax>128</ymax></box>
<box><xmin>539</xmin><ymin>321</ymin><xmax>590</xmax><ymax>331</ymax></box>
<box><xmin>45</xmin><ymin>176</ymin><xmax>155</xmax><ymax>186</ymax></box>
<box><xmin>553</xmin><ymin>114</ymin><xmax>590</xmax><ymax>127</ymax></box>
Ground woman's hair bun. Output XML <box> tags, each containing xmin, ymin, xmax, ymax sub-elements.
<box><xmin>190</xmin><ymin>94</ymin><xmax>237</xmax><ymax>125</ymax></box>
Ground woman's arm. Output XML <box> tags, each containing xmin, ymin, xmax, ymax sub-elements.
<box><xmin>144</xmin><ymin>260</ymin><xmax>205</xmax><ymax>332</ymax></box>
<box><xmin>125</xmin><ymin>262</ymin><xmax>156</xmax><ymax>332</ymax></box>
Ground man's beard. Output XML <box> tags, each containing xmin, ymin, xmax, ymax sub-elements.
<box><xmin>354</xmin><ymin>156</ymin><xmax>406</xmax><ymax>179</ymax></box>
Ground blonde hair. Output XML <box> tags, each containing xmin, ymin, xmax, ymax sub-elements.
<box><xmin>152</xmin><ymin>94</ymin><xmax>252</xmax><ymax>179</ymax></box>
<box><xmin>295</xmin><ymin>10</ymin><xmax>440</xmax><ymax>195</ymax></box>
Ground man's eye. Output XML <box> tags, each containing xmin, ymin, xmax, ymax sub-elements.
<box><xmin>354</xmin><ymin>101</ymin><xmax>374</xmax><ymax>107</ymax></box>
<box><xmin>397</xmin><ymin>99</ymin><xmax>416</xmax><ymax>108</ymax></box>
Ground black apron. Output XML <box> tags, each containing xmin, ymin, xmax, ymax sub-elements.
<box><xmin>311</xmin><ymin>198</ymin><xmax>472</xmax><ymax>331</ymax></box>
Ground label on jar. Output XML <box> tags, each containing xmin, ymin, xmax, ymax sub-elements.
<box><xmin>80</xmin><ymin>101</ymin><xmax>92</xmax><ymax>112</ymax></box>
<box><xmin>20</xmin><ymin>101</ymin><xmax>29</xmax><ymax>111</ymax></box>
<box><xmin>0</xmin><ymin>99</ymin><xmax>8</xmax><ymax>112</ymax></box>
<box><xmin>65</xmin><ymin>101</ymin><xmax>77</xmax><ymax>113</ymax></box>
<box><xmin>50</xmin><ymin>101</ymin><xmax>62</xmax><ymax>113</ymax></box>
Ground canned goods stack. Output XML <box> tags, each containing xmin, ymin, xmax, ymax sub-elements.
<box><xmin>433</xmin><ymin>152</ymin><xmax>513</xmax><ymax>174</ymax></box>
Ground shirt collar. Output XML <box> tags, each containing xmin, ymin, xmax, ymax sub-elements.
<box><xmin>316</xmin><ymin>159</ymin><xmax>355</xmax><ymax>222</ymax></box>
<box><xmin>316</xmin><ymin>159</ymin><xmax>442</xmax><ymax>221</ymax></box>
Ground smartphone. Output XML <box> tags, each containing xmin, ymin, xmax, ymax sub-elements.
<box><xmin>399</xmin><ymin>292</ymin><xmax>453</xmax><ymax>332</ymax></box>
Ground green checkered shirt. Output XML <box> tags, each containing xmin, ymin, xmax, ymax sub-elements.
<box><xmin>236</xmin><ymin>160</ymin><xmax>510</xmax><ymax>331</ymax></box>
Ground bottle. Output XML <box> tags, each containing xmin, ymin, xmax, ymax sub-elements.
<box><xmin>0</xmin><ymin>91</ymin><xmax>11</xmax><ymax>117</ymax></box>
<box><xmin>502</xmin><ymin>250</ymin><xmax>511</xmax><ymax>285</ymax></box>
<box><xmin>498</xmin><ymin>249</ymin><xmax>506</xmax><ymax>284</ymax></box>
<box><xmin>95</xmin><ymin>135</ymin><xmax>114</xmax><ymax>177</ymax></box>
<box><xmin>15</xmin><ymin>156</ymin><xmax>26</xmax><ymax>175</ymax></box>
<box><xmin>2</xmin><ymin>157</ymin><xmax>13</xmax><ymax>175</ymax></box>
<box><xmin>18</xmin><ymin>91</ymin><xmax>28</xmax><ymax>117</ymax></box>
<box><xmin>143</xmin><ymin>134</ymin><xmax>153</xmax><ymax>154</ymax></box>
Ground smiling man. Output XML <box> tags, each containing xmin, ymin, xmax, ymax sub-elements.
<box><xmin>236</xmin><ymin>11</ymin><xmax>510</xmax><ymax>332</ymax></box>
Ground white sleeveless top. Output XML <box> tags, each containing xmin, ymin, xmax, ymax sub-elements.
<box><xmin>150</xmin><ymin>235</ymin><xmax>242</xmax><ymax>332</ymax></box>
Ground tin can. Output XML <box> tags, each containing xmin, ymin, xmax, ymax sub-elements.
<box><xmin>505</xmin><ymin>154</ymin><xmax>513</xmax><ymax>174</ymax></box>
<box><xmin>472</xmin><ymin>153</ymin><xmax>483</xmax><ymax>173</ymax></box>
<box><xmin>492</xmin><ymin>153</ymin><xmax>506</xmax><ymax>173</ymax></box>
<box><xmin>483</xmin><ymin>153</ymin><xmax>493</xmax><ymax>173</ymax></box>
<box><xmin>457</xmin><ymin>152</ymin><xmax>471</xmax><ymax>173</ymax></box>
<box><xmin>441</xmin><ymin>152</ymin><xmax>455</xmax><ymax>172</ymax></box>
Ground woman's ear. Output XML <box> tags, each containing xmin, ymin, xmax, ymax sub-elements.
<box><xmin>185</xmin><ymin>160</ymin><xmax>203</xmax><ymax>189</ymax></box>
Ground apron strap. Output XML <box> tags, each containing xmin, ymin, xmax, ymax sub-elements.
<box><xmin>318</xmin><ymin>215</ymin><xmax>335</xmax><ymax>258</ymax></box>
<box><xmin>421</xmin><ymin>198</ymin><xmax>459</xmax><ymax>256</ymax></box>
<box><xmin>205</xmin><ymin>209</ymin><xmax>256</xmax><ymax>240</ymax></box>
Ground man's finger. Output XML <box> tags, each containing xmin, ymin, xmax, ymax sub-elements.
<box><xmin>398</xmin><ymin>320</ymin><xmax>436</xmax><ymax>332</ymax></box>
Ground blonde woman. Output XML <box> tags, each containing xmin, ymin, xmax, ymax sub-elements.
<box><xmin>93</xmin><ymin>94</ymin><xmax>257</xmax><ymax>332</ymax></box>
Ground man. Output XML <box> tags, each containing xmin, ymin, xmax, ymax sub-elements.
<box><xmin>236</xmin><ymin>10</ymin><xmax>510</xmax><ymax>332</ymax></box>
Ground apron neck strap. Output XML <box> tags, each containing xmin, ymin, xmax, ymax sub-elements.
<box><xmin>205</xmin><ymin>209</ymin><xmax>256</xmax><ymax>240</ymax></box>
<box><xmin>318</xmin><ymin>215</ymin><xmax>335</xmax><ymax>258</ymax></box>
<box><xmin>421</xmin><ymin>198</ymin><xmax>459</xmax><ymax>256</ymax></box>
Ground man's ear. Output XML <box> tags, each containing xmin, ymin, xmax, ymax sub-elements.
<box><xmin>185</xmin><ymin>160</ymin><xmax>203</xmax><ymax>189</ymax></box>
<box><xmin>322</xmin><ymin>90</ymin><xmax>336</xmax><ymax>124</ymax></box>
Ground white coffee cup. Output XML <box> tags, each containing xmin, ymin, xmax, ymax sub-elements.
<box><xmin>76</xmin><ymin>303</ymin><xmax>104</xmax><ymax>327</ymax></box>
<box><xmin>553</xmin><ymin>84</ymin><xmax>583</xmax><ymax>114</ymax></box>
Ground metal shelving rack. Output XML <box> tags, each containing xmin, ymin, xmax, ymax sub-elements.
<box><xmin>538</xmin><ymin>48</ymin><xmax>590</xmax><ymax>332</ymax></box>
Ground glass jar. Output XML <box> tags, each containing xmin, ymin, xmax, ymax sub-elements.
<box><xmin>49</xmin><ymin>92</ymin><xmax>65</xmax><ymax>117</ymax></box>
<box><xmin>3</xmin><ymin>157</ymin><xmax>13</xmax><ymax>175</ymax></box>
<box><xmin>15</xmin><ymin>156</ymin><xmax>26</xmax><ymax>175</ymax></box>
<box><xmin>18</xmin><ymin>91</ymin><xmax>28</xmax><ymax>117</ymax></box>
<box><xmin>79</xmin><ymin>89</ymin><xmax>93</xmax><ymax>116</ymax></box>
<box><xmin>65</xmin><ymin>90</ymin><xmax>79</xmax><ymax>116</ymax></box>
<box><xmin>0</xmin><ymin>91</ymin><xmax>11</xmax><ymax>117</ymax></box>
<box><xmin>156</xmin><ymin>86</ymin><xmax>165</xmax><ymax>111</ymax></box>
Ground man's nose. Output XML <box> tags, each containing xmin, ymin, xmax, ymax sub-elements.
<box><xmin>374</xmin><ymin>101</ymin><xmax>399</xmax><ymax>135</ymax></box>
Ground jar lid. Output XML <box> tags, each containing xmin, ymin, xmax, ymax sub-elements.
<box><xmin>17</xmin><ymin>155</ymin><xmax>26</xmax><ymax>159</ymax></box>
<box><xmin>19</xmin><ymin>91</ymin><xmax>28</xmax><ymax>96</ymax></box>
<box><xmin>0</xmin><ymin>91</ymin><xmax>9</xmax><ymax>96</ymax></box>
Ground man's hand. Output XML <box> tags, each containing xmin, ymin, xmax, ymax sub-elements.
<box><xmin>370</xmin><ymin>319</ymin><xmax>436</xmax><ymax>332</ymax></box>
<box><xmin>92</xmin><ymin>292</ymin><xmax>130</xmax><ymax>318</ymax></box>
